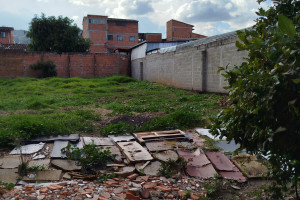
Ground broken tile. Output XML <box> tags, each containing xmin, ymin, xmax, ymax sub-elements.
<box><xmin>232</xmin><ymin>154</ymin><xmax>268</xmax><ymax>178</ymax></box>
<box><xmin>117</xmin><ymin>141</ymin><xmax>153</xmax><ymax>162</ymax></box>
<box><xmin>10</xmin><ymin>142</ymin><xmax>45</xmax><ymax>155</ymax></box>
<box><xmin>0</xmin><ymin>169</ymin><xmax>18</xmax><ymax>184</ymax></box>
<box><xmin>153</xmin><ymin>150</ymin><xmax>178</xmax><ymax>162</ymax></box>
<box><xmin>23</xmin><ymin>170</ymin><xmax>62</xmax><ymax>181</ymax></box>
<box><xmin>205</xmin><ymin>152</ymin><xmax>236</xmax><ymax>171</ymax></box>
<box><xmin>108</xmin><ymin>135</ymin><xmax>135</xmax><ymax>142</ymax></box>
<box><xmin>143</xmin><ymin>161</ymin><xmax>161</xmax><ymax>176</ymax></box>
<box><xmin>30</xmin><ymin>134</ymin><xmax>79</xmax><ymax>143</ymax></box>
<box><xmin>82</xmin><ymin>137</ymin><xmax>114</xmax><ymax>146</ymax></box>
<box><xmin>28</xmin><ymin>159</ymin><xmax>51</xmax><ymax>169</ymax></box>
<box><xmin>186</xmin><ymin>165</ymin><xmax>217</xmax><ymax>179</ymax></box>
<box><xmin>51</xmin><ymin>159</ymin><xmax>82</xmax><ymax>171</ymax></box>
<box><xmin>0</xmin><ymin>155</ymin><xmax>23</xmax><ymax>169</ymax></box>
<box><xmin>115</xmin><ymin>166</ymin><xmax>135</xmax><ymax>177</ymax></box>
<box><xmin>50</xmin><ymin>141</ymin><xmax>69</xmax><ymax>158</ymax></box>
<box><xmin>145</xmin><ymin>141</ymin><xmax>174</xmax><ymax>152</ymax></box>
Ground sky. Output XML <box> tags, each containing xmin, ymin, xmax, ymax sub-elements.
<box><xmin>0</xmin><ymin>0</ymin><xmax>272</xmax><ymax>37</ymax></box>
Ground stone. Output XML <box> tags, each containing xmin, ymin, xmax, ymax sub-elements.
<box><xmin>115</xmin><ymin>166</ymin><xmax>135</xmax><ymax>177</ymax></box>
<box><xmin>127</xmin><ymin>173</ymin><xmax>138</xmax><ymax>180</ymax></box>
<box><xmin>23</xmin><ymin>170</ymin><xmax>62</xmax><ymax>181</ymax></box>
<box><xmin>0</xmin><ymin>169</ymin><xmax>18</xmax><ymax>184</ymax></box>
<box><xmin>0</xmin><ymin>155</ymin><xmax>23</xmax><ymax>169</ymax></box>
<box><xmin>51</xmin><ymin>159</ymin><xmax>82</xmax><ymax>171</ymax></box>
<box><xmin>126</xmin><ymin>191</ymin><xmax>140</xmax><ymax>200</ymax></box>
<box><xmin>142</xmin><ymin>161</ymin><xmax>162</xmax><ymax>176</ymax></box>
<box><xmin>10</xmin><ymin>142</ymin><xmax>45</xmax><ymax>155</ymax></box>
<box><xmin>62</xmin><ymin>172</ymin><xmax>71</xmax><ymax>179</ymax></box>
<box><xmin>153</xmin><ymin>150</ymin><xmax>178</xmax><ymax>162</ymax></box>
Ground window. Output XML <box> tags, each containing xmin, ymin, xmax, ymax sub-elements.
<box><xmin>129</xmin><ymin>36</ymin><xmax>135</xmax><ymax>42</ymax></box>
<box><xmin>0</xmin><ymin>32</ymin><xmax>5</xmax><ymax>38</ymax></box>
<box><xmin>115</xmin><ymin>21</ymin><xmax>127</xmax><ymax>26</ymax></box>
<box><xmin>107</xmin><ymin>35</ymin><xmax>113</xmax><ymax>41</ymax></box>
<box><xmin>88</xmin><ymin>18</ymin><xmax>107</xmax><ymax>24</ymax></box>
<box><xmin>117</xmin><ymin>35</ymin><xmax>123</xmax><ymax>41</ymax></box>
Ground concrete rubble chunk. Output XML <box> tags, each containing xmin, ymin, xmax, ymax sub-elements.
<box><xmin>153</xmin><ymin>150</ymin><xmax>178</xmax><ymax>162</ymax></box>
<box><xmin>51</xmin><ymin>159</ymin><xmax>82</xmax><ymax>171</ymax></box>
<box><xmin>115</xmin><ymin>166</ymin><xmax>136</xmax><ymax>177</ymax></box>
<box><xmin>186</xmin><ymin>132</ymin><xmax>205</xmax><ymax>147</ymax></box>
<box><xmin>186</xmin><ymin>165</ymin><xmax>217</xmax><ymax>179</ymax></box>
<box><xmin>23</xmin><ymin>170</ymin><xmax>62</xmax><ymax>181</ymax></box>
<box><xmin>219</xmin><ymin>170</ymin><xmax>247</xmax><ymax>183</ymax></box>
<box><xmin>0</xmin><ymin>169</ymin><xmax>19</xmax><ymax>184</ymax></box>
<box><xmin>28</xmin><ymin>159</ymin><xmax>51</xmax><ymax>169</ymax></box>
<box><xmin>10</xmin><ymin>142</ymin><xmax>45</xmax><ymax>155</ymax></box>
<box><xmin>232</xmin><ymin>154</ymin><xmax>268</xmax><ymax>178</ymax></box>
<box><xmin>83</xmin><ymin>137</ymin><xmax>114</xmax><ymax>146</ymax></box>
<box><xmin>0</xmin><ymin>155</ymin><xmax>23</xmax><ymax>169</ymax></box>
<box><xmin>145</xmin><ymin>141</ymin><xmax>174</xmax><ymax>152</ymax></box>
<box><xmin>108</xmin><ymin>135</ymin><xmax>135</xmax><ymax>142</ymax></box>
<box><xmin>205</xmin><ymin>152</ymin><xmax>235</xmax><ymax>171</ymax></box>
<box><xmin>30</xmin><ymin>134</ymin><xmax>79</xmax><ymax>143</ymax></box>
<box><xmin>135</xmin><ymin>161</ymin><xmax>150</xmax><ymax>172</ymax></box>
<box><xmin>143</xmin><ymin>161</ymin><xmax>161</xmax><ymax>176</ymax></box>
<box><xmin>117</xmin><ymin>141</ymin><xmax>153</xmax><ymax>162</ymax></box>
<box><xmin>50</xmin><ymin>141</ymin><xmax>69</xmax><ymax>158</ymax></box>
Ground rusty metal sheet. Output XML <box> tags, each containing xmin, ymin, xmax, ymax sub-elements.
<box><xmin>219</xmin><ymin>170</ymin><xmax>247</xmax><ymax>183</ymax></box>
<box><xmin>145</xmin><ymin>141</ymin><xmax>174</xmax><ymax>152</ymax></box>
<box><xmin>186</xmin><ymin>164</ymin><xmax>217</xmax><ymax>179</ymax></box>
<box><xmin>205</xmin><ymin>152</ymin><xmax>235</xmax><ymax>171</ymax></box>
<box><xmin>117</xmin><ymin>141</ymin><xmax>153</xmax><ymax>162</ymax></box>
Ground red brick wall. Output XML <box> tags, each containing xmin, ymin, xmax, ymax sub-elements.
<box><xmin>145</xmin><ymin>33</ymin><xmax>162</xmax><ymax>42</ymax></box>
<box><xmin>0</xmin><ymin>52</ymin><xmax>130</xmax><ymax>78</ymax></box>
<box><xmin>0</xmin><ymin>30</ymin><xmax>14</xmax><ymax>44</ymax></box>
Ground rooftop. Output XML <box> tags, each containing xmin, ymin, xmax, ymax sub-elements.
<box><xmin>0</xmin><ymin>27</ymin><xmax>14</xmax><ymax>31</ymax></box>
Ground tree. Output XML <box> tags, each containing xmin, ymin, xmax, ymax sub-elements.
<box><xmin>211</xmin><ymin>0</ymin><xmax>299</xmax><ymax>198</ymax></box>
<box><xmin>27</xmin><ymin>14</ymin><xmax>91</xmax><ymax>53</ymax></box>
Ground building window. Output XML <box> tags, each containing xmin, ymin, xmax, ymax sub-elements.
<box><xmin>115</xmin><ymin>21</ymin><xmax>127</xmax><ymax>26</ymax></box>
<box><xmin>107</xmin><ymin>49</ymin><xmax>114</xmax><ymax>53</ymax></box>
<box><xmin>0</xmin><ymin>32</ymin><xmax>5</xmax><ymax>38</ymax></box>
<box><xmin>129</xmin><ymin>36</ymin><xmax>135</xmax><ymax>42</ymax></box>
<box><xmin>117</xmin><ymin>35</ymin><xmax>123</xmax><ymax>41</ymax></box>
<box><xmin>107</xmin><ymin>35</ymin><xmax>113</xmax><ymax>41</ymax></box>
<box><xmin>88</xmin><ymin>18</ymin><xmax>107</xmax><ymax>24</ymax></box>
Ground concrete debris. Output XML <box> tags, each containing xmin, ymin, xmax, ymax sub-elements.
<box><xmin>32</xmin><ymin>154</ymin><xmax>46</xmax><ymax>160</ymax></box>
<box><xmin>83</xmin><ymin>137</ymin><xmax>114</xmax><ymax>146</ymax></box>
<box><xmin>0</xmin><ymin>155</ymin><xmax>23</xmax><ymax>169</ymax></box>
<box><xmin>0</xmin><ymin>169</ymin><xmax>19</xmax><ymax>184</ymax></box>
<box><xmin>10</xmin><ymin>142</ymin><xmax>45</xmax><ymax>155</ymax></box>
<box><xmin>23</xmin><ymin>170</ymin><xmax>62</xmax><ymax>182</ymax></box>
<box><xmin>153</xmin><ymin>150</ymin><xmax>178</xmax><ymax>162</ymax></box>
<box><xmin>51</xmin><ymin>159</ymin><xmax>82</xmax><ymax>171</ymax></box>
<box><xmin>135</xmin><ymin>161</ymin><xmax>151</xmax><ymax>172</ymax></box>
<box><xmin>50</xmin><ymin>141</ymin><xmax>69</xmax><ymax>158</ymax></box>
<box><xmin>145</xmin><ymin>141</ymin><xmax>174</xmax><ymax>152</ymax></box>
<box><xmin>142</xmin><ymin>161</ymin><xmax>162</xmax><ymax>176</ymax></box>
<box><xmin>186</xmin><ymin>165</ymin><xmax>217</xmax><ymax>179</ymax></box>
<box><xmin>108</xmin><ymin>135</ymin><xmax>135</xmax><ymax>142</ymax></box>
<box><xmin>28</xmin><ymin>159</ymin><xmax>51</xmax><ymax>169</ymax></box>
<box><xmin>115</xmin><ymin>166</ymin><xmax>136</xmax><ymax>177</ymax></box>
<box><xmin>186</xmin><ymin>132</ymin><xmax>205</xmax><ymax>147</ymax></box>
<box><xmin>62</xmin><ymin>172</ymin><xmax>71</xmax><ymax>180</ymax></box>
<box><xmin>117</xmin><ymin>141</ymin><xmax>153</xmax><ymax>162</ymax></box>
<box><xmin>30</xmin><ymin>134</ymin><xmax>79</xmax><ymax>143</ymax></box>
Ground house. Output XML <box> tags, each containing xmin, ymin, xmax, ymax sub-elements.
<box><xmin>0</xmin><ymin>27</ymin><xmax>14</xmax><ymax>44</ymax></box>
<box><xmin>82</xmin><ymin>15</ymin><xmax>139</xmax><ymax>53</ymax></box>
<box><xmin>166</xmin><ymin>19</ymin><xmax>206</xmax><ymax>42</ymax></box>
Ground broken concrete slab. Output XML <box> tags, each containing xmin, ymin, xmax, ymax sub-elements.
<box><xmin>23</xmin><ymin>170</ymin><xmax>62</xmax><ymax>182</ymax></box>
<box><xmin>219</xmin><ymin>168</ymin><xmax>247</xmax><ymax>183</ymax></box>
<box><xmin>104</xmin><ymin>146</ymin><xmax>122</xmax><ymax>156</ymax></box>
<box><xmin>0</xmin><ymin>155</ymin><xmax>23</xmax><ymax>169</ymax></box>
<box><xmin>0</xmin><ymin>169</ymin><xmax>18</xmax><ymax>184</ymax></box>
<box><xmin>232</xmin><ymin>154</ymin><xmax>268</xmax><ymax>178</ymax></box>
<box><xmin>115</xmin><ymin>166</ymin><xmax>136</xmax><ymax>177</ymax></box>
<box><xmin>28</xmin><ymin>159</ymin><xmax>51</xmax><ymax>169</ymax></box>
<box><xmin>186</xmin><ymin>165</ymin><xmax>217</xmax><ymax>179</ymax></box>
<box><xmin>108</xmin><ymin>135</ymin><xmax>135</xmax><ymax>142</ymax></box>
<box><xmin>70</xmin><ymin>137</ymin><xmax>84</xmax><ymax>149</ymax></box>
<box><xmin>50</xmin><ymin>141</ymin><xmax>68</xmax><ymax>158</ymax></box>
<box><xmin>82</xmin><ymin>137</ymin><xmax>114</xmax><ymax>146</ymax></box>
<box><xmin>205</xmin><ymin>152</ymin><xmax>236</xmax><ymax>171</ymax></box>
<box><xmin>186</xmin><ymin>132</ymin><xmax>206</xmax><ymax>147</ymax></box>
<box><xmin>30</xmin><ymin>134</ymin><xmax>79</xmax><ymax>143</ymax></box>
<box><xmin>32</xmin><ymin>154</ymin><xmax>46</xmax><ymax>160</ymax></box>
<box><xmin>51</xmin><ymin>159</ymin><xmax>82</xmax><ymax>171</ymax></box>
<box><xmin>153</xmin><ymin>150</ymin><xmax>178</xmax><ymax>162</ymax></box>
<box><xmin>145</xmin><ymin>141</ymin><xmax>174</xmax><ymax>152</ymax></box>
<box><xmin>117</xmin><ymin>141</ymin><xmax>153</xmax><ymax>162</ymax></box>
<box><xmin>135</xmin><ymin>161</ymin><xmax>150</xmax><ymax>172</ymax></box>
<box><xmin>142</xmin><ymin>161</ymin><xmax>162</xmax><ymax>176</ymax></box>
<box><xmin>10</xmin><ymin>142</ymin><xmax>45</xmax><ymax>155</ymax></box>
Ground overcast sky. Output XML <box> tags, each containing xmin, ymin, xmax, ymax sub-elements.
<box><xmin>0</xmin><ymin>0</ymin><xmax>272</xmax><ymax>37</ymax></box>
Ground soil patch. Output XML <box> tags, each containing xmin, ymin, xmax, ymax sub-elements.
<box><xmin>109</xmin><ymin>115</ymin><xmax>153</xmax><ymax>127</ymax></box>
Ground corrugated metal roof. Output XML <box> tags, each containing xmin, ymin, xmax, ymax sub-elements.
<box><xmin>107</xmin><ymin>18</ymin><xmax>138</xmax><ymax>22</ymax></box>
<box><xmin>146</xmin><ymin>41</ymin><xmax>186</xmax><ymax>52</ymax></box>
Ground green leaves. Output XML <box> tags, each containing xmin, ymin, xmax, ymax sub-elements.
<box><xmin>278</xmin><ymin>14</ymin><xmax>296</xmax><ymax>38</ymax></box>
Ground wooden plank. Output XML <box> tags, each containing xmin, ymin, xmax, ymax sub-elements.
<box><xmin>117</xmin><ymin>141</ymin><xmax>153</xmax><ymax>162</ymax></box>
<box><xmin>133</xmin><ymin>130</ymin><xmax>188</xmax><ymax>144</ymax></box>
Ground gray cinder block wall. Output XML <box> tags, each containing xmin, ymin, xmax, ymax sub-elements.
<box><xmin>131</xmin><ymin>31</ymin><xmax>248</xmax><ymax>93</ymax></box>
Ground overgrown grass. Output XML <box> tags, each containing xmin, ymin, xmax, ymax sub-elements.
<box><xmin>0</xmin><ymin>76</ymin><xmax>222</xmax><ymax>146</ymax></box>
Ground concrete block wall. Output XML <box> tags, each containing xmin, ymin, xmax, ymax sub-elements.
<box><xmin>0</xmin><ymin>52</ymin><xmax>130</xmax><ymax>78</ymax></box>
<box><xmin>131</xmin><ymin>36</ymin><xmax>248</xmax><ymax>93</ymax></box>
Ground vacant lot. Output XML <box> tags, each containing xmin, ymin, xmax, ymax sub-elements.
<box><xmin>0</xmin><ymin>76</ymin><xmax>222</xmax><ymax>147</ymax></box>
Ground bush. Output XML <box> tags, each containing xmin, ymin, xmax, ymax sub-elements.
<box><xmin>30</xmin><ymin>60</ymin><xmax>57</xmax><ymax>78</ymax></box>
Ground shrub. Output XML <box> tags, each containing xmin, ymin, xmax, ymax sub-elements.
<box><xmin>30</xmin><ymin>60</ymin><xmax>57</xmax><ymax>78</ymax></box>
<box><xmin>101</xmin><ymin>121</ymin><xmax>134</xmax><ymax>136</ymax></box>
<box><xmin>159</xmin><ymin>157</ymin><xmax>186</xmax><ymax>178</ymax></box>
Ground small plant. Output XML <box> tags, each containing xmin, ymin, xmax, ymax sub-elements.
<box><xmin>159</xmin><ymin>157</ymin><xmax>186</xmax><ymax>178</ymax></box>
<box><xmin>30</xmin><ymin>60</ymin><xmax>57</xmax><ymax>78</ymax></box>
<box><xmin>0</xmin><ymin>181</ymin><xmax>14</xmax><ymax>194</ymax></box>
<box><xmin>97</xmin><ymin>173</ymin><xmax>115</xmax><ymax>183</ymax></box>
<box><xmin>61</xmin><ymin>142</ymin><xmax>114</xmax><ymax>173</ymax></box>
<box><xmin>181</xmin><ymin>190</ymin><xmax>191</xmax><ymax>200</ymax></box>
<box><xmin>203</xmin><ymin>175</ymin><xmax>222</xmax><ymax>199</ymax></box>
<box><xmin>101</xmin><ymin>121</ymin><xmax>133</xmax><ymax>136</ymax></box>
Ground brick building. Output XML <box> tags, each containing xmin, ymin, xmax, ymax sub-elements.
<box><xmin>138</xmin><ymin>33</ymin><xmax>162</xmax><ymax>42</ymax></box>
<box><xmin>0</xmin><ymin>27</ymin><xmax>14</xmax><ymax>44</ymax></box>
<box><xmin>82</xmin><ymin>15</ymin><xmax>139</xmax><ymax>53</ymax></box>
<box><xmin>166</xmin><ymin>20</ymin><xmax>206</xmax><ymax>42</ymax></box>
